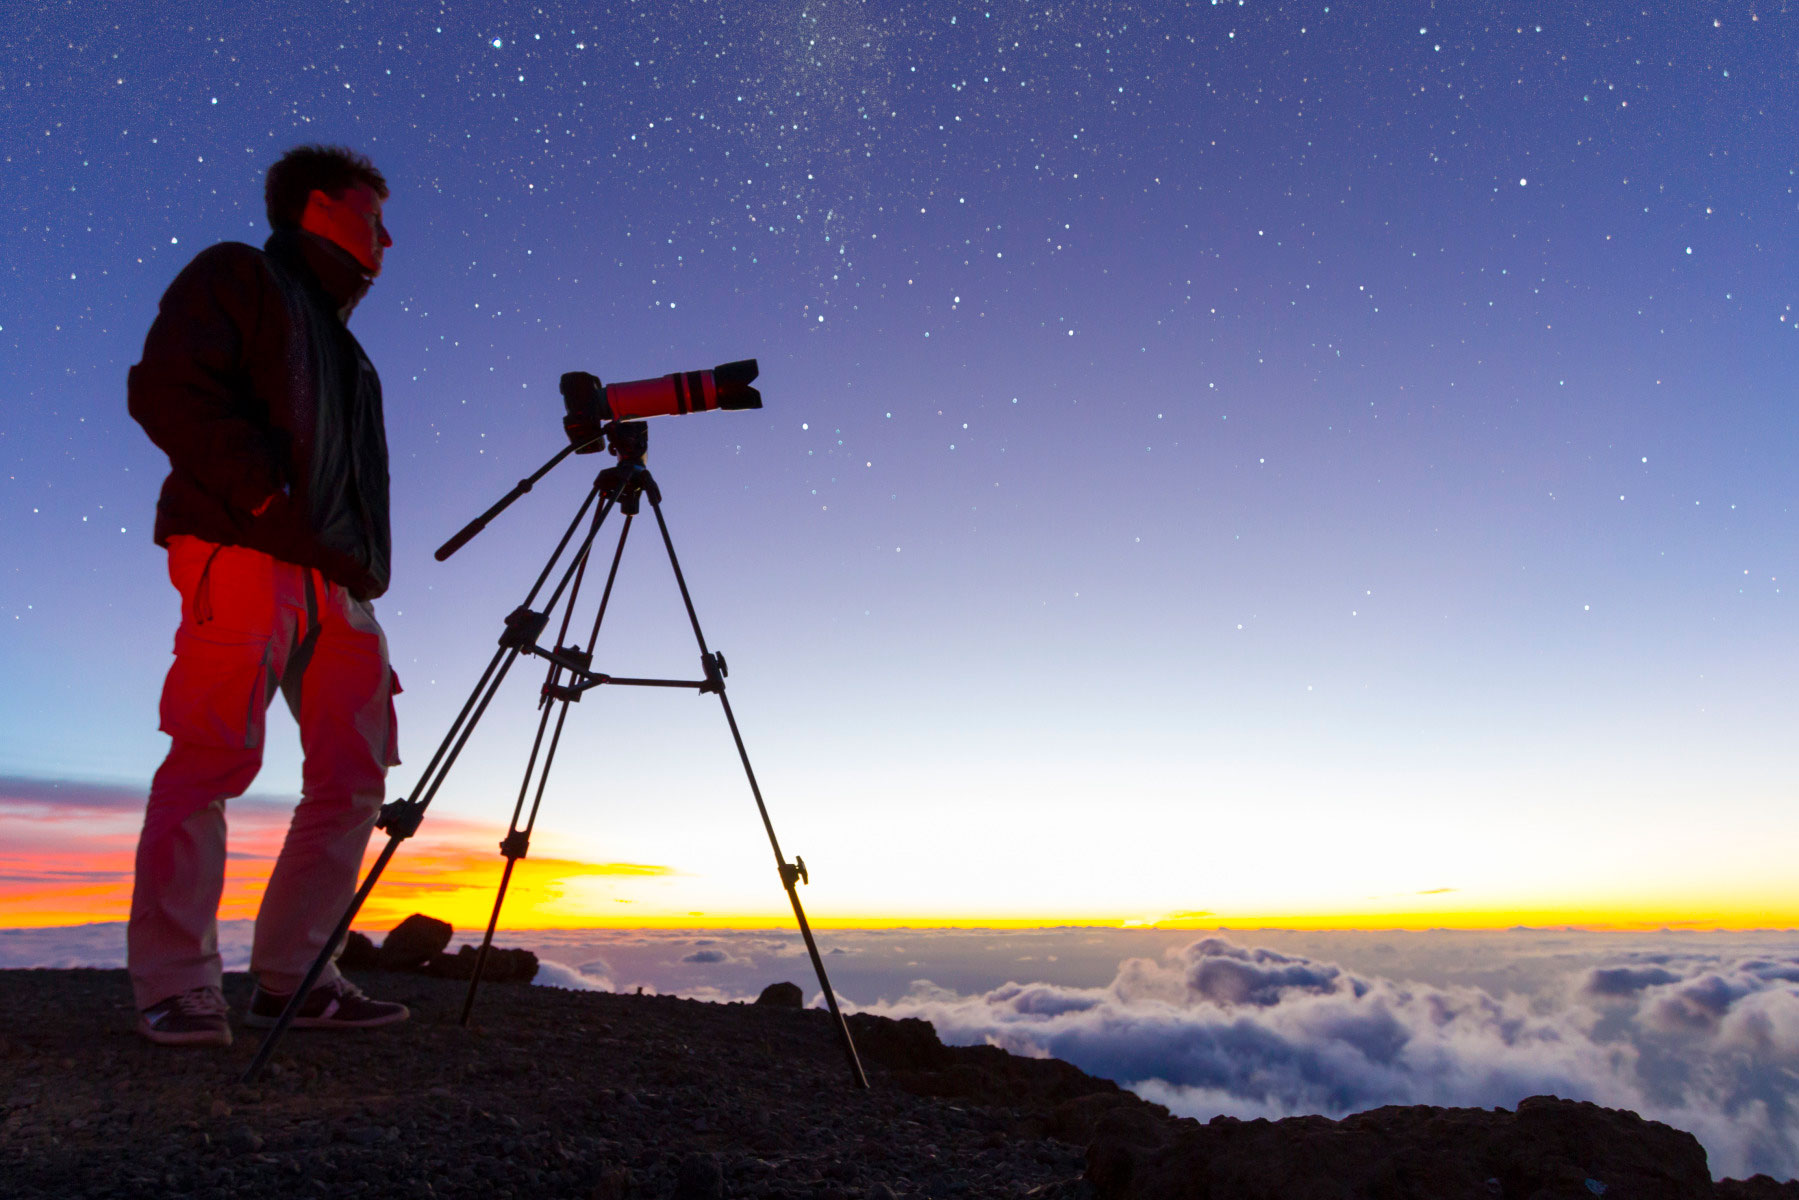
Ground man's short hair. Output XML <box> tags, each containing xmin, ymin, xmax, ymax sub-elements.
<box><xmin>264</xmin><ymin>144</ymin><xmax>388</xmax><ymax>230</ymax></box>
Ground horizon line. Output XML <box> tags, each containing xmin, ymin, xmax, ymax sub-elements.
<box><xmin>6</xmin><ymin>915</ymin><xmax>1797</xmax><ymax>935</ymax></box>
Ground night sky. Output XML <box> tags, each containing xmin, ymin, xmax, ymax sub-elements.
<box><xmin>2</xmin><ymin>1</ymin><xmax>1794</xmax><ymax>928</ymax></box>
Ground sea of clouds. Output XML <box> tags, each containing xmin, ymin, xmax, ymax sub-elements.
<box><xmin>858</xmin><ymin>935</ymin><xmax>1799</xmax><ymax>1181</ymax></box>
<box><xmin>8</xmin><ymin>923</ymin><xmax>1795</xmax><ymax>1179</ymax></box>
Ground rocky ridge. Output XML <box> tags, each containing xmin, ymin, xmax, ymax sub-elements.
<box><xmin>338</xmin><ymin>911</ymin><xmax>541</xmax><ymax>983</ymax></box>
<box><xmin>1</xmin><ymin>963</ymin><xmax>1794</xmax><ymax>1200</ymax></box>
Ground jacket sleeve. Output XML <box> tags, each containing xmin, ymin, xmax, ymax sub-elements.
<box><xmin>127</xmin><ymin>243</ymin><xmax>286</xmax><ymax>515</ymax></box>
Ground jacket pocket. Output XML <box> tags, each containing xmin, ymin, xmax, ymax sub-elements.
<box><xmin>159</xmin><ymin>633</ymin><xmax>274</xmax><ymax>750</ymax></box>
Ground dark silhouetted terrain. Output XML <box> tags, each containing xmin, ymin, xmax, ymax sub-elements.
<box><xmin>1</xmin><ymin>968</ymin><xmax>1793</xmax><ymax>1200</ymax></box>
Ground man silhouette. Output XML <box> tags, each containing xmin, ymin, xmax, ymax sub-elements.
<box><xmin>126</xmin><ymin>144</ymin><xmax>408</xmax><ymax>1045</ymax></box>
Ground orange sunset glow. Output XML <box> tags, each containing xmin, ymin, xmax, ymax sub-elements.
<box><xmin>6</xmin><ymin>779</ymin><xmax>1794</xmax><ymax>934</ymax></box>
<box><xmin>0</xmin><ymin>783</ymin><xmax>672</xmax><ymax>931</ymax></box>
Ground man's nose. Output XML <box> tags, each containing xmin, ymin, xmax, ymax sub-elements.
<box><xmin>378</xmin><ymin>224</ymin><xmax>392</xmax><ymax>248</ymax></box>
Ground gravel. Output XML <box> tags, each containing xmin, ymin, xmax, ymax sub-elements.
<box><xmin>0</xmin><ymin>968</ymin><xmax>1094</xmax><ymax>1200</ymax></box>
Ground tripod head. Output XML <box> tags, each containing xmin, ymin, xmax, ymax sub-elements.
<box><xmin>604</xmin><ymin>420</ymin><xmax>649</xmax><ymax>467</ymax></box>
<box><xmin>596</xmin><ymin>421</ymin><xmax>657</xmax><ymax>515</ymax></box>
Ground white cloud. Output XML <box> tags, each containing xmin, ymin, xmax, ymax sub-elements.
<box><xmin>858</xmin><ymin>937</ymin><xmax>1799</xmax><ymax>1181</ymax></box>
<box><xmin>532</xmin><ymin>958</ymin><xmax>615</xmax><ymax>992</ymax></box>
<box><xmin>0</xmin><ymin>920</ymin><xmax>255</xmax><ymax>971</ymax></box>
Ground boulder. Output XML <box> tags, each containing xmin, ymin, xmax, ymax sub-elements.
<box><xmin>845</xmin><ymin>1013</ymin><xmax>948</xmax><ymax>1070</ymax></box>
<box><xmin>845</xmin><ymin>1011</ymin><xmax>1121</xmax><ymax>1112</ymax></box>
<box><xmin>337</xmin><ymin>930</ymin><xmax>380</xmax><ymax>970</ymax></box>
<box><xmin>483</xmin><ymin>946</ymin><xmax>539</xmax><ymax>983</ymax></box>
<box><xmin>421</xmin><ymin>944</ymin><xmax>538</xmax><ymax>983</ymax></box>
<box><xmin>377</xmin><ymin>913</ymin><xmax>453</xmax><ymax>971</ymax></box>
<box><xmin>754</xmin><ymin>981</ymin><xmax>804</xmax><ymax>1008</ymax></box>
<box><xmin>1055</xmin><ymin>1091</ymin><xmax>1178</xmax><ymax>1151</ymax></box>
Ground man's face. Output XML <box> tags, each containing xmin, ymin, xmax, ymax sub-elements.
<box><xmin>299</xmin><ymin>182</ymin><xmax>391</xmax><ymax>276</ymax></box>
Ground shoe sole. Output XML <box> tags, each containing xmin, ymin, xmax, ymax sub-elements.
<box><xmin>137</xmin><ymin>1017</ymin><xmax>232</xmax><ymax>1047</ymax></box>
<box><xmin>242</xmin><ymin>1007</ymin><xmax>409</xmax><ymax>1031</ymax></box>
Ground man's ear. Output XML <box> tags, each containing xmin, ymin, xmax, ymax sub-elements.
<box><xmin>299</xmin><ymin>188</ymin><xmax>330</xmax><ymax>226</ymax></box>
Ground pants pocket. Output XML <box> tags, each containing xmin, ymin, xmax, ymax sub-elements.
<box><xmin>383</xmin><ymin>667</ymin><xmax>402</xmax><ymax>767</ymax></box>
<box><xmin>159</xmin><ymin>633</ymin><xmax>274</xmax><ymax>749</ymax></box>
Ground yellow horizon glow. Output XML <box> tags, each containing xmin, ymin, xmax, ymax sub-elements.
<box><xmin>8</xmin><ymin>847</ymin><xmax>1794</xmax><ymax>934</ymax></box>
<box><xmin>6</xmin><ymin>905</ymin><xmax>1795</xmax><ymax>934</ymax></box>
<box><xmin>7</xmin><ymin>797</ymin><xmax>1794</xmax><ymax>936</ymax></box>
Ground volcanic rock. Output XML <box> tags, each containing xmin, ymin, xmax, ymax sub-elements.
<box><xmin>848</xmin><ymin>1012</ymin><xmax>1122</xmax><ymax>1111</ymax></box>
<box><xmin>420</xmin><ymin>943</ymin><xmax>540</xmax><ymax>983</ymax></box>
<box><xmin>1717</xmin><ymin>1179</ymin><xmax>1799</xmax><ymax>1199</ymax></box>
<box><xmin>337</xmin><ymin>915</ymin><xmax>539</xmax><ymax>983</ymax></box>
<box><xmin>337</xmin><ymin>929</ymin><xmax>379</xmax><ymax>970</ymax></box>
<box><xmin>376</xmin><ymin>913</ymin><xmax>453</xmax><ymax>970</ymax></box>
<box><xmin>1083</xmin><ymin>1094</ymin><xmax>1714</xmax><ymax>1200</ymax></box>
<box><xmin>754</xmin><ymin>980</ymin><xmax>804</xmax><ymax>1008</ymax></box>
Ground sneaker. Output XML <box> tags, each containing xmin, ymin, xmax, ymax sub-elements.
<box><xmin>244</xmin><ymin>977</ymin><xmax>409</xmax><ymax>1030</ymax></box>
<box><xmin>138</xmin><ymin>985</ymin><xmax>232</xmax><ymax>1046</ymax></box>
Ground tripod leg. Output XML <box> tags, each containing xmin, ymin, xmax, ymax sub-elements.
<box><xmin>646</xmin><ymin>496</ymin><xmax>869</xmax><ymax>1089</ymax></box>
<box><xmin>461</xmin><ymin>650</ymin><xmax>574</xmax><ymax>1025</ymax></box>
<box><xmin>240</xmin><ymin>828</ymin><xmax>409</xmax><ymax>1083</ymax></box>
<box><xmin>460</xmin><ymin>854</ymin><xmax>521</xmax><ymax>1025</ymax></box>
<box><xmin>457</xmin><ymin>692</ymin><xmax>582</xmax><ymax>1026</ymax></box>
<box><xmin>727</xmin><ymin>688</ymin><xmax>868</xmax><ymax>1089</ymax></box>
<box><xmin>784</xmin><ymin>874</ymin><xmax>869</xmax><ymax>1088</ymax></box>
<box><xmin>458</xmin><ymin>500</ymin><xmax>633</xmax><ymax>1026</ymax></box>
<box><xmin>458</xmin><ymin>688</ymin><xmax>575</xmax><ymax>1025</ymax></box>
<box><xmin>240</xmin><ymin>641</ymin><xmax>528</xmax><ymax>1084</ymax></box>
<box><xmin>243</xmin><ymin>475</ymin><xmax>620</xmax><ymax>1083</ymax></box>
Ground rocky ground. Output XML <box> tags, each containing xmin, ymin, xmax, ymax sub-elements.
<box><xmin>2</xmin><ymin>967</ymin><xmax>1794</xmax><ymax>1200</ymax></box>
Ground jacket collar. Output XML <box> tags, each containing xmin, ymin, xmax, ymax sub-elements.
<box><xmin>265</xmin><ymin>228</ymin><xmax>372</xmax><ymax>320</ymax></box>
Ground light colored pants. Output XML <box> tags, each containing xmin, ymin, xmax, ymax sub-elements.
<box><xmin>128</xmin><ymin>535</ymin><xmax>400</xmax><ymax>1009</ymax></box>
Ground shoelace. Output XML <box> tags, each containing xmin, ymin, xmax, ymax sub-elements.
<box><xmin>175</xmin><ymin>987</ymin><xmax>229</xmax><ymax>1017</ymax></box>
<box><xmin>261</xmin><ymin>978</ymin><xmax>366</xmax><ymax>1005</ymax></box>
<box><xmin>322</xmin><ymin>977</ymin><xmax>368</xmax><ymax>1001</ymax></box>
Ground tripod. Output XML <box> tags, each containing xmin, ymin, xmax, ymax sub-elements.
<box><xmin>243</xmin><ymin>421</ymin><xmax>868</xmax><ymax>1088</ymax></box>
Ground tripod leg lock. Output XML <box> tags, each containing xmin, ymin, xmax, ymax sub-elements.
<box><xmin>780</xmin><ymin>856</ymin><xmax>809</xmax><ymax>889</ymax></box>
<box><xmin>499</xmin><ymin>830</ymin><xmax>530</xmax><ymax>860</ymax></box>
<box><xmin>543</xmin><ymin>645</ymin><xmax>597</xmax><ymax>701</ymax></box>
<box><xmin>376</xmin><ymin>798</ymin><xmax>426</xmax><ymax>840</ymax></box>
<box><xmin>500</xmin><ymin>606</ymin><xmax>549</xmax><ymax>651</ymax></box>
<box><xmin>543</xmin><ymin>680</ymin><xmax>595</xmax><ymax>702</ymax></box>
<box><xmin>700</xmin><ymin>651</ymin><xmax>728</xmax><ymax>694</ymax></box>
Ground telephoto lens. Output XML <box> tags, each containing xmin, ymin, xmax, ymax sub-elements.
<box><xmin>562</xmin><ymin>359</ymin><xmax>760</xmax><ymax>451</ymax></box>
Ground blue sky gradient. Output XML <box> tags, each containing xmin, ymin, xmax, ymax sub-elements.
<box><xmin>1</xmin><ymin>0</ymin><xmax>1793</xmax><ymax>926</ymax></box>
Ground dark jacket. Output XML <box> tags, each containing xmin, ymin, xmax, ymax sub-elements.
<box><xmin>128</xmin><ymin>229</ymin><xmax>392</xmax><ymax>599</ymax></box>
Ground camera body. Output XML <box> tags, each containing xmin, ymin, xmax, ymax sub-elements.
<box><xmin>561</xmin><ymin>359</ymin><xmax>761</xmax><ymax>452</ymax></box>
